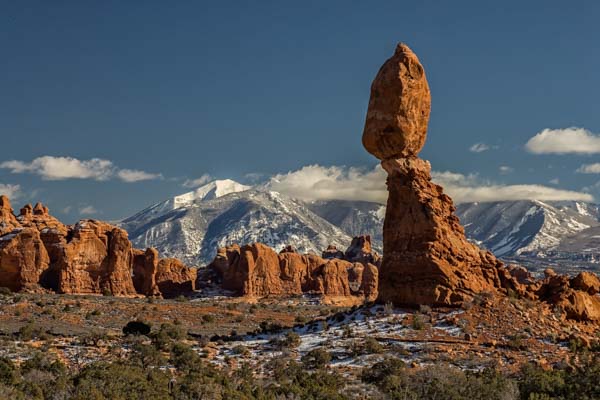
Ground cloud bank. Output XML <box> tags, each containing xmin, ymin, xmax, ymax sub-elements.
<box><xmin>525</xmin><ymin>127</ymin><xmax>600</xmax><ymax>154</ymax></box>
<box><xmin>577</xmin><ymin>163</ymin><xmax>600</xmax><ymax>174</ymax></box>
<box><xmin>0</xmin><ymin>156</ymin><xmax>161</xmax><ymax>183</ymax></box>
<box><xmin>469</xmin><ymin>143</ymin><xmax>490</xmax><ymax>153</ymax></box>
<box><xmin>117</xmin><ymin>169</ymin><xmax>163</xmax><ymax>182</ymax></box>
<box><xmin>267</xmin><ymin>164</ymin><xmax>593</xmax><ymax>204</ymax></box>
<box><xmin>182</xmin><ymin>174</ymin><xmax>212</xmax><ymax>188</ymax></box>
<box><xmin>0</xmin><ymin>183</ymin><xmax>21</xmax><ymax>199</ymax></box>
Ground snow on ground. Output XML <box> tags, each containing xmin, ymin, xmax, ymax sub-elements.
<box><xmin>212</xmin><ymin>305</ymin><xmax>465</xmax><ymax>369</ymax></box>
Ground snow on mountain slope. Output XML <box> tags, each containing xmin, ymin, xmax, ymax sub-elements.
<box><xmin>456</xmin><ymin>200</ymin><xmax>600</xmax><ymax>257</ymax></box>
<box><xmin>120</xmin><ymin>182</ymin><xmax>352</xmax><ymax>266</ymax></box>
<box><xmin>173</xmin><ymin>179</ymin><xmax>251</xmax><ymax>208</ymax></box>
<box><xmin>120</xmin><ymin>180</ymin><xmax>251</xmax><ymax>231</ymax></box>
<box><xmin>307</xmin><ymin>200</ymin><xmax>384</xmax><ymax>252</ymax></box>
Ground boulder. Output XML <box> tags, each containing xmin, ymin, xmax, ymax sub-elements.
<box><xmin>362</xmin><ymin>43</ymin><xmax>431</xmax><ymax>160</ymax></box>
<box><xmin>571</xmin><ymin>272</ymin><xmax>600</xmax><ymax>296</ymax></box>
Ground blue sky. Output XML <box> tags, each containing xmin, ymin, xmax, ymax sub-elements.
<box><xmin>1</xmin><ymin>1</ymin><xmax>600</xmax><ymax>221</ymax></box>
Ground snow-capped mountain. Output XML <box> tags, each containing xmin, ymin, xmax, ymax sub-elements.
<box><xmin>120</xmin><ymin>180</ymin><xmax>354</xmax><ymax>266</ymax></box>
<box><xmin>456</xmin><ymin>200</ymin><xmax>600</xmax><ymax>257</ymax></box>
<box><xmin>307</xmin><ymin>200</ymin><xmax>385</xmax><ymax>249</ymax></box>
<box><xmin>121</xmin><ymin>177</ymin><xmax>600</xmax><ymax>273</ymax></box>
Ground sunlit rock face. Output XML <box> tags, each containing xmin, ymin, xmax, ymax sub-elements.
<box><xmin>364</xmin><ymin>44</ymin><xmax>504</xmax><ymax>307</ymax></box>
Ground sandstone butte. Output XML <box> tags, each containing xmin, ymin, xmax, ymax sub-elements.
<box><xmin>208</xmin><ymin>237</ymin><xmax>379</xmax><ymax>306</ymax></box>
<box><xmin>0</xmin><ymin>195</ymin><xmax>196</xmax><ymax>298</ymax></box>
<box><xmin>362</xmin><ymin>42</ymin><xmax>600</xmax><ymax>321</ymax></box>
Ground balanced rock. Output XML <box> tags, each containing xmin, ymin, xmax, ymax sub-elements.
<box><xmin>362</xmin><ymin>43</ymin><xmax>431</xmax><ymax>160</ymax></box>
<box><xmin>363</xmin><ymin>44</ymin><xmax>504</xmax><ymax>307</ymax></box>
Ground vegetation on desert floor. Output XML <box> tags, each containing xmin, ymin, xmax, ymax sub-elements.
<box><xmin>0</xmin><ymin>341</ymin><xmax>599</xmax><ymax>399</ymax></box>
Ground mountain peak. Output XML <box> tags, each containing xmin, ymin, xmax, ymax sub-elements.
<box><xmin>174</xmin><ymin>179</ymin><xmax>251</xmax><ymax>208</ymax></box>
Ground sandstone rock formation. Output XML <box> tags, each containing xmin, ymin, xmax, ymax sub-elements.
<box><xmin>0</xmin><ymin>196</ymin><xmax>20</xmax><ymax>235</ymax></box>
<box><xmin>361</xmin><ymin>42</ymin><xmax>600</xmax><ymax>321</ymax></box>
<box><xmin>155</xmin><ymin>258</ymin><xmax>197</xmax><ymax>298</ymax></box>
<box><xmin>0</xmin><ymin>198</ymin><xmax>196</xmax><ymax>298</ymax></box>
<box><xmin>362</xmin><ymin>43</ymin><xmax>503</xmax><ymax>307</ymax></box>
<box><xmin>537</xmin><ymin>272</ymin><xmax>600</xmax><ymax>321</ymax></box>
<box><xmin>210</xmin><ymin>242</ymin><xmax>378</xmax><ymax>302</ymax></box>
<box><xmin>362</xmin><ymin>43</ymin><xmax>431</xmax><ymax>160</ymax></box>
<box><xmin>0</xmin><ymin>228</ymin><xmax>50</xmax><ymax>292</ymax></box>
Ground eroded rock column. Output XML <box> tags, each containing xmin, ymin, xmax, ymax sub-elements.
<box><xmin>363</xmin><ymin>44</ymin><xmax>502</xmax><ymax>307</ymax></box>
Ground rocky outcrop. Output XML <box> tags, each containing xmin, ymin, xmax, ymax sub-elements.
<box><xmin>362</xmin><ymin>43</ymin><xmax>505</xmax><ymax>307</ymax></box>
<box><xmin>55</xmin><ymin>221</ymin><xmax>137</xmax><ymax>295</ymax></box>
<box><xmin>321</xmin><ymin>236</ymin><xmax>381</xmax><ymax>267</ymax></box>
<box><xmin>322</xmin><ymin>245</ymin><xmax>344</xmax><ymax>260</ymax></box>
<box><xmin>0</xmin><ymin>228</ymin><xmax>50</xmax><ymax>292</ymax></box>
<box><xmin>536</xmin><ymin>272</ymin><xmax>600</xmax><ymax>321</ymax></box>
<box><xmin>133</xmin><ymin>248</ymin><xmax>161</xmax><ymax>296</ymax></box>
<box><xmin>210</xmin><ymin>242</ymin><xmax>378</xmax><ymax>302</ymax></box>
<box><xmin>0</xmin><ymin>196</ymin><xmax>20</xmax><ymax>236</ymax></box>
<box><xmin>155</xmin><ymin>258</ymin><xmax>197</xmax><ymax>298</ymax></box>
<box><xmin>344</xmin><ymin>235</ymin><xmax>381</xmax><ymax>266</ymax></box>
<box><xmin>0</xmin><ymin>198</ymin><xmax>196</xmax><ymax>298</ymax></box>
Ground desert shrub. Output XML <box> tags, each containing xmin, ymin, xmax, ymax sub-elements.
<box><xmin>301</xmin><ymin>348</ymin><xmax>331</xmax><ymax>369</ymax></box>
<box><xmin>363</xmin><ymin>337</ymin><xmax>384</xmax><ymax>354</ymax></box>
<box><xmin>232</xmin><ymin>345</ymin><xmax>250</xmax><ymax>356</ymax></box>
<box><xmin>129</xmin><ymin>342</ymin><xmax>166</xmax><ymax>369</ymax></box>
<box><xmin>71</xmin><ymin>362</ymin><xmax>170</xmax><ymax>400</ymax></box>
<box><xmin>202</xmin><ymin>314</ymin><xmax>215</xmax><ymax>323</ymax></box>
<box><xmin>0</xmin><ymin>358</ymin><xmax>17</xmax><ymax>386</ymax></box>
<box><xmin>170</xmin><ymin>342</ymin><xmax>202</xmax><ymax>373</ymax></box>
<box><xmin>412</xmin><ymin>313</ymin><xmax>425</xmax><ymax>330</ymax></box>
<box><xmin>518</xmin><ymin>356</ymin><xmax>600</xmax><ymax>400</ymax></box>
<box><xmin>123</xmin><ymin>320</ymin><xmax>151</xmax><ymax>336</ymax></box>
<box><xmin>364</xmin><ymin>361</ymin><xmax>518</xmax><ymax>400</ymax></box>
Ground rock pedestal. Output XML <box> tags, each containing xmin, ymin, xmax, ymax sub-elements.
<box><xmin>378</xmin><ymin>158</ymin><xmax>502</xmax><ymax>306</ymax></box>
<box><xmin>363</xmin><ymin>44</ymin><xmax>503</xmax><ymax>307</ymax></box>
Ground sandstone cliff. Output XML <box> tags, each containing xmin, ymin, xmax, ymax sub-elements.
<box><xmin>0</xmin><ymin>198</ymin><xmax>196</xmax><ymax>298</ymax></box>
<box><xmin>209</xmin><ymin>242</ymin><xmax>378</xmax><ymax>302</ymax></box>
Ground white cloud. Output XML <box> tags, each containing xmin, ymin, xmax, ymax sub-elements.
<box><xmin>79</xmin><ymin>205</ymin><xmax>98</xmax><ymax>215</ymax></box>
<box><xmin>0</xmin><ymin>183</ymin><xmax>21</xmax><ymax>199</ymax></box>
<box><xmin>0</xmin><ymin>155</ymin><xmax>162</xmax><ymax>183</ymax></box>
<box><xmin>469</xmin><ymin>143</ymin><xmax>490</xmax><ymax>153</ymax></box>
<box><xmin>267</xmin><ymin>164</ymin><xmax>387</xmax><ymax>203</ymax></box>
<box><xmin>0</xmin><ymin>156</ymin><xmax>114</xmax><ymax>180</ymax></box>
<box><xmin>576</xmin><ymin>163</ymin><xmax>600</xmax><ymax>174</ymax></box>
<box><xmin>62</xmin><ymin>206</ymin><xmax>72</xmax><ymax>214</ymax></box>
<box><xmin>117</xmin><ymin>169</ymin><xmax>162</xmax><ymax>182</ymax></box>
<box><xmin>499</xmin><ymin>166</ymin><xmax>513</xmax><ymax>174</ymax></box>
<box><xmin>432</xmin><ymin>171</ymin><xmax>593</xmax><ymax>203</ymax></box>
<box><xmin>183</xmin><ymin>174</ymin><xmax>212</xmax><ymax>188</ymax></box>
<box><xmin>525</xmin><ymin>127</ymin><xmax>600</xmax><ymax>154</ymax></box>
<box><xmin>266</xmin><ymin>164</ymin><xmax>593</xmax><ymax>204</ymax></box>
<box><xmin>549</xmin><ymin>178</ymin><xmax>560</xmax><ymax>185</ymax></box>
